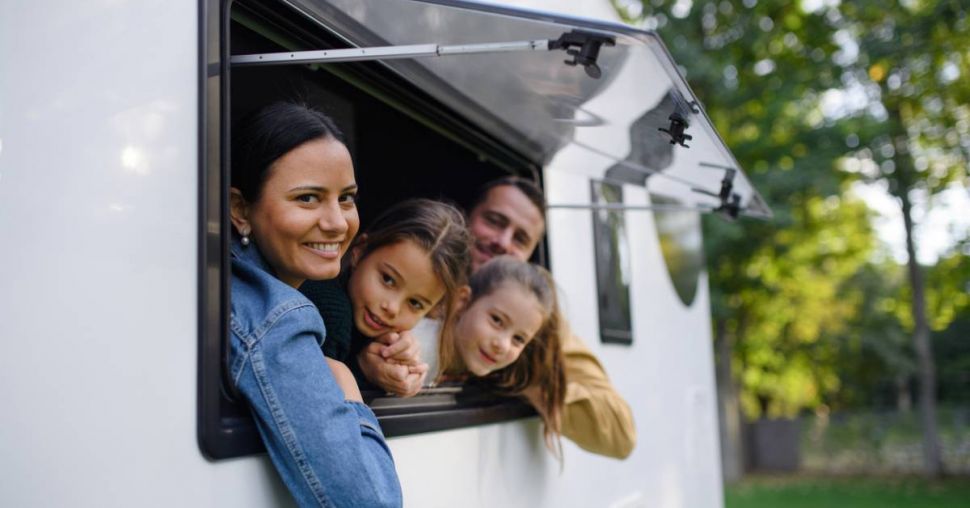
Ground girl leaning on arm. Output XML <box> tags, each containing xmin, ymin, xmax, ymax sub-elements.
<box><xmin>301</xmin><ymin>198</ymin><xmax>472</xmax><ymax>394</ymax></box>
<box><xmin>425</xmin><ymin>256</ymin><xmax>568</xmax><ymax>456</ymax></box>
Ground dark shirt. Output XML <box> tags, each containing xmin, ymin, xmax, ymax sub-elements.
<box><xmin>301</xmin><ymin>274</ymin><xmax>380</xmax><ymax>391</ymax></box>
<box><xmin>300</xmin><ymin>276</ymin><xmax>354</xmax><ymax>363</ymax></box>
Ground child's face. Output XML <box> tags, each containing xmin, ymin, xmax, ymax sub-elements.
<box><xmin>454</xmin><ymin>283</ymin><xmax>545</xmax><ymax>376</ymax></box>
<box><xmin>348</xmin><ymin>240</ymin><xmax>446</xmax><ymax>338</ymax></box>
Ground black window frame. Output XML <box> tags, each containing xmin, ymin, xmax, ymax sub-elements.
<box><xmin>197</xmin><ymin>0</ymin><xmax>550</xmax><ymax>460</ymax></box>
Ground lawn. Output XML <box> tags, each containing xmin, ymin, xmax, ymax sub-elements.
<box><xmin>725</xmin><ymin>475</ymin><xmax>970</xmax><ymax>508</ymax></box>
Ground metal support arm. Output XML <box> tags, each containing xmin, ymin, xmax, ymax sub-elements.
<box><xmin>230</xmin><ymin>29</ymin><xmax>614</xmax><ymax>78</ymax></box>
<box><xmin>230</xmin><ymin>40</ymin><xmax>550</xmax><ymax>66</ymax></box>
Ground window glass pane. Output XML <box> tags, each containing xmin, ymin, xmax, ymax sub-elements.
<box><xmin>277</xmin><ymin>0</ymin><xmax>770</xmax><ymax>218</ymax></box>
<box><xmin>651</xmin><ymin>194</ymin><xmax>704</xmax><ymax>306</ymax></box>
<box><xmin>591</xmin><ymin>180</ymin><xmax>633</xmax><ymax>344</ymax></box>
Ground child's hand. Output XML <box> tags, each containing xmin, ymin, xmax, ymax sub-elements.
<box><xmin>374</xmin><ymin>330</ymin><xmax>422</xmax><ymax>366</ymax></box>
<box><xmin>357</xmin><ymin>342</ymin><xmax>428</xmax><ymax>398</ymax></box>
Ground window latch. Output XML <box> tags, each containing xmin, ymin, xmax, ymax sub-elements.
<box><xmin>548</xmin><ymin>30</ymin><xmax>616</xmax><ymax>79</ymax></box>
<box><xmin>691</xmin><ymin>164</ymin><xmax>743</xmax><ymax>220</ymax></box>
<box><xmin>658</xmin><ymin>112</ymin><xmax>692</xmax><ymax>148</ymax></box>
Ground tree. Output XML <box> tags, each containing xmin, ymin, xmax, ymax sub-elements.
<box><xmin>613</xmin><ymin>0</ymin><xmax>969</xmax><ymax>478</ymax></box>
<box><xmin>612</xmin><ymin>0</ymin><xmax>875</xmax><ymax>479</ymax></box>
<box><xmin>827</xmin><ymin>0</ymin><xmax>970</xmax><ymax>476</ymax></box>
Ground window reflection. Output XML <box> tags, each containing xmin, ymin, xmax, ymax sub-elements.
<box><xmin>591</xmin><ymin>180</ymin><xmax>633</xmax><ymax>344</ymax></box>
<box><xmin>604</xmin><ymin>90</ymin><xmax>677</xmax><ymax>186</ymax></box>
<box><xmin>651</xmin><ymin>194</ymin><xmax>704</xmax><ymax>306</ymax></box>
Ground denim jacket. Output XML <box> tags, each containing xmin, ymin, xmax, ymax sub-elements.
<box><xmin>229</xmin><ymin>239</ymin><xmax>403</xmax><ymax>507</ymax></box>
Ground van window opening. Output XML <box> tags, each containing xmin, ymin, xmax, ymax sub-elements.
<box><xmin>201</xmin><ymin>0</ymin><xmax>773</xmax><ymax>460</ymax></box>
<box><xmin>201</xmin><ymin>0</ymin><xmax>555</xmax><ymax>460</ymax></box>
<box><xmin>228</xmin><ymin>28</ymin><xmax>758</xmax><ymax>219</ymax></box>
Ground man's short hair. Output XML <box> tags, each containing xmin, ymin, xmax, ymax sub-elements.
<box><xmin>470</xmin><ymin>176</ymin><xmax>546</xmax><ymax>215</ymax></box>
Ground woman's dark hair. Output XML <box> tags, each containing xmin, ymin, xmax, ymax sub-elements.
<box><xmin>232</xmin><ymin>101</ymin><xmax>345</xmax><ymax>202</ymax></box>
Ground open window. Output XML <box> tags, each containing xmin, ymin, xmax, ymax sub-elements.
<box><xmin>200</xmin><ymin>0</ymin><xmax>547</xmax><ymax>460</ymax></box>
<box><xmin>199</xmin><ymin>0</ymin><xmax>771</xmax><ymax>460</ymax></box>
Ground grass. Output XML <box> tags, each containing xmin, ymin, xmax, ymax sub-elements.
<box><xmin>725</xmin><ymin>475</ymin><xmax>970</xmax><ymax>508</ymax></box>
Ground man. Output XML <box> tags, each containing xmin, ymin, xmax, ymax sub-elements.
<box><xmin>359</xmin><ymin>177</ymin><xmax>637</xmax><ymax>459</ymax></box>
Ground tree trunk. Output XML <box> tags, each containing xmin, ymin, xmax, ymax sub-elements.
<box><xmin>899</xmin><ymin>186</ymin><xmax>944</xmax><ymax>476</ymax></box>
<box><xmin>888</xmin><ymin>101</ymin><xmax>944</xmax><ymax>476</ymax></box>
<box><xmin>714</xmin><ymin>318</ymin><xmax>744</xmax><ymax>483</ymax></box>
<box><xmin>896</xmin><ymin>373</ymin><xmax>912</xmax><ymax>413</ymax></box>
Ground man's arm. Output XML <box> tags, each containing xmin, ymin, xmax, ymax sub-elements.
<box><xmin>559</xmin><ymin>330</ymin><xmax>637</xmax><ymax>459</ymax></box>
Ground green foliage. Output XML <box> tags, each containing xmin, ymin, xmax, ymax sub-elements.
<box><xmin>824</xmin><ymin>247</ymin><xmax>970</xmax><ymax>409</ymax></box>
<box><xmin>826</xmin><ymin>261</ymin><xmax>911</xmax><ymax>409</ymax></box>
<box><xmin>618</xmin><ymin>0</ymin><xmax>877</xmax><ymax>418</ymax></box>
<box><xmin>614</xmin><ymin>0</ymin><xmax>970</xmax><ymax>418</ymax></box>
<box><xmin>925</xmin><ymin>249</ymin><xmax>970</xmax><ymax>332</ymax></box>
<box><xmin>936</xmin><ymin>315</ymin><xmax>970</xmax><ymax>404</ymax></box>
<box><xmin>837</xmin><ymin>0</ymin><xmax>970</xmax><ymax>197</ymax></box>
<box><xmin>733</xmin><ymin>196</ymin><xmax>875</xmax><ymax>417</ymax></box>
<box><xmin>932</xmin><ymin>246</ymin><xmax>970</xmax><ymax>404</ymax></box>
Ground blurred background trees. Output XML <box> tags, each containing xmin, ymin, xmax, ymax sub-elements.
<box><xmin>612</xmin><ymin>0</ymin><xmax>969</xmax><ymax>478</ymax></box>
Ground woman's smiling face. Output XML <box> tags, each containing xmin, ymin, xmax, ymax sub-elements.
<box><xmin>236</xmin><ymin>137</ymin><xmax>360</xmax><ymax>287</ymax></box>
<box><xmin>454</xmin><ymin>282</ymin><xmax>545</xmax><ymax>376</ymax></box>
<box><xmin>348</xmin><ymin>239</ymin><xmax>446</xmax><ymax>338</ymax></box>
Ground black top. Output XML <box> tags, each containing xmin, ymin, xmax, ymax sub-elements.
<box><xmin>299</xmin><ymin>275</ymin><xmax>354</xmax><ymax>363</ymax></box>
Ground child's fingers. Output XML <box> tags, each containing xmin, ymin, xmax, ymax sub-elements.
<box><xmin>372</xmin><ymin>331</ymin><xmax>400</xmax><ymax>346</ymax></box>
<box><xmin>381</xmin><ymin>331</ymin><xmax>419</xmax><ymax>361</ymax></box>
<box><xmin>364</xmin><ymin>341</ymin><xmax>384</xmax><ymax>355</ymax></box>
<box><xmin>386</xmin><ymin>364</ymin><xmax>409</xmax><ymax>383</ymax></box>
<box><xmin>396</xmin><ymin>372</ymin><xmax>426</xmax><ymax>398</ymax></box>
<box><xmin>407</xmin><ymin>362</ymin><xmax>429</xmax><ymax>375</ymax></box>
<box><xmin>414</xmin><ymin>370</ymin><xmax>428</xmax><ymax>389</ymax></box>
<box><xmin>381</xmin><ymin>340</ymin><xmax>413</xmax><ymax>359</ymax></box>
<box><xmin>386</xmin><ymin>368</ymin><xmax>422</xmax><ymax>396</ymax></box>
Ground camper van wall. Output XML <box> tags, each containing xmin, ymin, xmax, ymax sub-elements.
<box><xmin>0</xmin><ymin>1</ymin><xmax>760</xmax><ymax>506</ymax></box>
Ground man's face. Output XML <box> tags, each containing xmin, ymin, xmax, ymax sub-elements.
<box><xmin>467</xmin><ymin>185</ymin><xmax>545</xmax><ymax>272</ymax></box>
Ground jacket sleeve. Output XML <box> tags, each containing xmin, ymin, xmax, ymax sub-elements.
<box><xmin>231</xmin><ymin>304</ymin><xmax>402</xmax><ymax>508</ymax></box>
<box><xmin>559</xmin><ymin>330</ymin><xmax>637</xmax><ymax>459</ymax></box>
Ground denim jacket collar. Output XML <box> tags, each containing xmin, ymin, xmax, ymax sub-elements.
<box><xmin>230</xmin><ymin>236</ymin><xmax>276</xmax><ymax>278</ymax></box>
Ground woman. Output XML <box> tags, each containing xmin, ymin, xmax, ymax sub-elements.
<box><xmin>228</xmin><ymin>102</ymin><xmax>401</xmax><ymax>507</ymax></box>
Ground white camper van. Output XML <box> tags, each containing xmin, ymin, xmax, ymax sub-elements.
<box><xmin>0</xmin><ymin>0</ymin><xmax>770</xmax><ymax>506</ymax></box>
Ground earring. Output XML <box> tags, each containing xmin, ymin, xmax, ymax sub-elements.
<box><xmin>240</xmin><ymin>228</ymin><xmax>251</xmax><ymax>247</ymax></box>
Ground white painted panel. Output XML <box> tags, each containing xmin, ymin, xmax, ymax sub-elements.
<box><xmin>0</xmin><ymin>1</ymin><xmax>726</xmax><ymax>506</ymax></box>
<box><xmin>0</xmin><ymin>2</ymin><xmax>283</xmax><ymax>506</ymax></box>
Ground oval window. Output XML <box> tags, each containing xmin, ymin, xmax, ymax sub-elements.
<box><xmin>650</xmin><ymin>194</ymin><xmax>704</xmax><ymax>306</ymax></box>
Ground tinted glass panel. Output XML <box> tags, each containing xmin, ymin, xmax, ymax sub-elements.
<box><xmin>591</xmin><ymin>180</ymin><xmax>633</xmax><ymax>344</ymax></box>
<box><xmin>651</xmin><ymin>194</ymin><xmax>704</xmax><ymax>306</ymax></box>
<box><xmin>271</xmin><ymin>0</ymin><xmax>770</xmax><ymax>218</ymax></box>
